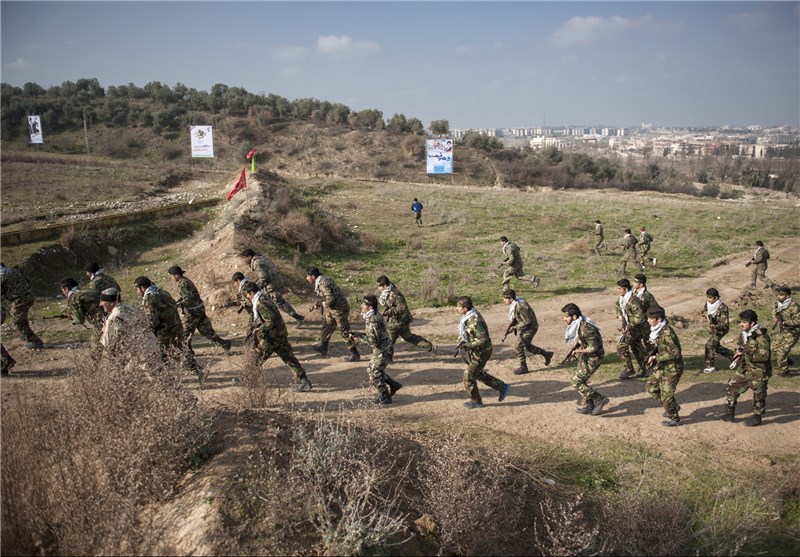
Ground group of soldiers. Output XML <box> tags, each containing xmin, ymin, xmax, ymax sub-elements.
<box><xmin>593</xmin><ymin>220</ymin><xmax>655</xmax><ymax>274</ymax></box>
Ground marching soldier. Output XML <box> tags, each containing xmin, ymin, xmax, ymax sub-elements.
<box><xmin>644</xmin><ymin>306</ymin><xmax>684</xmax><ymax>427</ymax></box>
<box><xmin>1</xmin><ymin>262</ymin><xmax>44</xmax><ymax>349</ymax></box>
<box><xmin>239</xmin><ymin>249</ymin><xmax>305</xmax><ymax>326</ymax></box>
<box><xmin>168</xmin><ymin>266</ymin><xmax>231</xmax><ymax>357</ymax></box>
<box><xmin>700</xmin><ymin>287</ymin><xmax>734</xmax><ymax>373</ymax></box>
<box><xmin>376</xmin><ymin>275</ymin><xmax>435</xmax><ymax>355</ymax></box>
<box><xmin>498</xmin><ymin>236</ymin><xmax>539</xmax><ymax>291</ymax></box>
<box><xmin>593</xmin><ymin>220</ymin><xmax>605</xmax><ymax>256</ymax></box>
<box><xmin>561</xmin><ymin>303</ymin><xmax>609</xmax><ymax>415</ymax></box>
<box><xmin>305</xmin><ymin>267</ymin><xmax>360</xmax><ymax>362</ymax></box>
<box><xmin>502</xmin><ymin>289</ymin><xmax>553</xmax><ymax>375</ymax></box>
<box><xmin>348</xmin><ymin>294</ymin><xmax>401</xmax><ymax>404</ymax></box>
<box><xmin>746</xmin><ymin>241</ymin><xmax>773</xmax><ymax>289</ymax></box>
<box><xmin>615</xmin><ymin>278</ymin><xmax>649</xmax><ymax>379</ymax></box>
<box><xmin>619</xmin><ymin>228</ymin><xmax>638</xmax><ymax>276</ymax></box>
<box><xmin>632</xmin><ymin>273</ymin><xmax>659</xmax><ymax>314</ymax></box>
<box><xmin>637</xmin><ymin>226</ymin><xmax>654</xmax><ymax>271</ymax></box>
<box><xmin>772</xmin><ymin>286</ymin><xmax>799</xmax><ymax>377</ymax></box>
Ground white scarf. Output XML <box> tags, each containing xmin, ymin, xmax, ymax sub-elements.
<box><xmin>508</xmin><ymin>297</ymin><xmax>523</xmax><ymax>322</ymax></box>
<box><xmin>378</xmin><ymin>284</ymin><xmax>394</xmax><ymax>307</ymax></box>
<box><xmin>741</xmin><ymin>323</ymin><xmax>762</xmax><ymax>344</ymax></box>
<box><xmin>238</xmin><ymin>278</ymin><xmax>251</xmax><ymax>293</ymax></box>
<box><xmin>564</xmin><ymin>315</ymin><xmax>599</xmax><ymax>343</ymax></box>
<box><xmin>458</xmin><ymin>308</ymin><xmax>478</xmax><ymax>342</ymax></box>
<box><xmin>618</xmin><ymin>290</ymin><xmax>633</xmax><ymax>326</ymax></box>
<box><xmin>633</xmin><ymin>286</ymin><xmax>647</xmax><ymax>300</ymax></box>
<box><xmin>313</xmin><ymin>275</ymin><xmax>323</xmax><ymax>296</ymax></box>
<box><xmin>753</xmin><ymin>246</ymin><xmax>763</xmax><ymax>260</ymax></box>
<box><xmin>706</xmin><ymin>298</ymin><xmax>722</xmax><ymax>317</ymax></box>
<box><xmin>67</xmin><ymin>286</ymin><xmax>80</xmax><ymax>301</ymax></box>
<box><xmin>649</xmin><ymin>318</ymin><xmax>667</xmax><ymax>342</ymax></box>
<box><xmin>362</xmin><ymin>308</ymin><xmax>374</xmax><ymax>320</ymax></box>
<box><xmin>251</xmin><ymin>290</ymin><xmax>263</xmax><ymax>321</ymax></box>
<box><xmin>92</xmin><ymin>268</ymin><xmax>106</xmax><ymax>278</ymax></box>
<box><xmin>777</xmin><ymin>298</ymin><xmax>792</xmax><ymax>312</ymax></box>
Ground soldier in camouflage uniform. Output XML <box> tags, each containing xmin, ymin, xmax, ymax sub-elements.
<box><xmin>305</xmin><ymin>267</ymin><xmax>360</xmax><ymax>362</ymax></box>
<box><xmin>746</xmin><ymin>241</ymin><xmax>773</xmax><ymax>289</ymax></box>
<box><xmin>85</xmin><ymin>262</ymin><xmax>121</xmax><ymax>297</ymax></box>
<box><xmin>700</xmin><ymin>287</ymin><xmax>735</xmax><ymax>373</ymax></box>
<box><xmin>134</xmin><ymin>276</ymin><xmax>193</xmax><ymax>370</ymax></box>
<box><xmin>348</xmin><ymin>294</ymin><xmax>402</xmax><ymax>404</ymax></box>
<box><xmin>232</xmin><ymin>272</ymin><xmax>256</xmax><ymax>330</ymax></box>
<box><xmin>60</xmin><ymin>277</ymin><xmax>105</xmax><ymax>354</ymax></box>
<box><xmin>502</xmin><ymin>289</ymin><xmax>554</xmax><ymax>375</ymax></box>
<box><xmin>498</xmin><ymin>236</ymin><xmax>539</xmax><ymax>290</ymax></box>
<box><xmin>720</xmin><ymin>309</ymin><xmax>771</xmax><ymax>427</ymax></box>
<box><xmin>632</xmin><ymin>274</ymin><xmax>659</xmax><ymax>314</ymax></box>
<box><xmin>644</xmin><ymin>306</ymin><xmax>684</xmax><ymax>427</ymax></box>
<box><xmin>376</xmin><ymin>275</ymin><xmax>434</xmax><ymax>355</ymax></box>
<box><xmin>561</xmin><ymin>303</ymin><xmax>609</xmax><ymax>415</ymax></box>
<box><xmin>98</xmin><ymin>288</ymin><xmax>161</xmax><ymax>375</ymax></box>
<box><xmin>455</xmin><ymin>296</ymin><xmax>510</xmax><ymax>409</ymax></box>
<box><xmin>169</xmin><ymin>266</ymin><xmax>231</xmax><ymax>358</ymax></box>
<box><xmin>239</xmin><ymin>249</ymin><xmax>305</xmax><ymax>327</ymax></box>
<box><xmin>637</xmin><ymin>227</ymin><xmax>654</xmax><ymax>272</ymax></box>
<box><xmin>1</xmin><ymin>305</ymin><xmax>16</xmax><ymax>376</ymax></box>
<box><xmin>593</xmin><ymin>220</ymin><xmax>605</xmax><ymax>256</ymax></box>
<box><xmin>0</xmin><ymin>262</ymin><xmax>44</xmax><ymax>349</ymax></box>
<box><xmin>615</xmin><ymin>278</ymin><xmax>649</xmax><ymax>379</ymax></box>
<box><xmin>243</xmin><ymin>282</ymin><xmax>312</xmax><ymax>392</ymax></box>
<box><xmin>619</xmin><ymin>228</ymin><xmax>638</xmax><ymax>276</ymax></box>
<box><xmin>772</xmin><ymin>286</ymin><xmax>799</xmax><ymax>377</ymax></box>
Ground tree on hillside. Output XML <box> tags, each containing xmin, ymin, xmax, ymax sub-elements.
<box><xmin>429</xmin><ymin>119</ymin><xmax>449</xmax><ymax>136</ymax></box>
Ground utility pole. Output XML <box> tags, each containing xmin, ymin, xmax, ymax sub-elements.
<box><xmin>82</xmin><ymin>109</ymin><xmax>90</xmax><ymax>155</ymax></box>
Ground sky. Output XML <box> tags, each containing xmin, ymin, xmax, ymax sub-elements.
<box><xmin>2</xmin><ymin>1</ymin><xmax>799</xmax><ymax>129</ymax></box>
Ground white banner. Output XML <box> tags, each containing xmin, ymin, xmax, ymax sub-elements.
<box><xmin>426</xmin><ymin>138</ymin><xmax>453</xmax><ymax>174</ymax></box>
<box><xmin>28</xmin><ymin>115</ymin><xmax>43</xmax><ymax>144</ymax></box>
<box><xmin>190</xmin><ymin>125</ymin><xmax>214</xmax><ymax>158</ymax></box>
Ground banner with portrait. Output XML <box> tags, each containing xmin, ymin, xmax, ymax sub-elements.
<box><xmin>28</xmin><ymin>115</ymin><xmax>43</xmax><ymax>144</ymax></box>
<box><xmin>190</xmin><ymin>125</ymin><xmax>214</xmax><ymax>158</ymax></box>
<box><xmin>426</xmin><ymin>138</ymin><xmax>453</xmax><ymax>174</ymax></box>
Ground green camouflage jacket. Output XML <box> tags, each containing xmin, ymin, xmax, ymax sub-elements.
<box><xmin>648</xmin><ymin>321</ymin><xmax>684</xmax><ymax>370</ymax></box>
<box><xmin>250</xmin><ymin>255</ymin><xmax>285</xmax><ymax>291</ymax></box>
<box><xmin>501</xmin><ymin>241</ymin><xmax>523</xmax><ymax>270</ymax></box>
<box><xmin>510</xmin><ymin>298</ymin><xmax>538</xmax><ymax>332</ymax></box>
<box><xmin>751</xmin><ymin>246</ymin><xmax>769</xmax><ymax>268</ymax></box>
<box><xmin>253</xmin><ymin>291</ymin><xmax>288</xmax><ymax>340</ymax></box>
<box><xmin>0</xmin><ymin>264</ymin><xmax>35</xmax><ymax>303</ymax></box>
<box><xmin>88</xmin><ymin>270</ymin><xmax>121</xmax><ymax>294</ymax></box>
<box><xmin>616</xmin><ymin>293</ymin><xmax>646</xmax><ymax>327</ymax></box>
<box><xmin>355</xmin><ymin>311</ymin><xmax>392</xmax><ymax>355</ymax></box>
<box><xmin>578</xmin><ymin>319</ymin><xmax>604</xmax><ymax>358</ymax></box>
<box><xmin>67</xmin><ymin>287</ymin><xmax>104</xmax><ymax>326</ymax></box>
<box><xmin>140</xmin><ymin>285</ymin><xmax>182</xmax><ymax>337</ymax></box>
<box><xmin>314</xmin><ymin>275</ymin><xmax>349</xmax><ymax>313</ymax></box>
<box><xmin>634</xmin><ymin>287</ymin><xmax>659</xmax><ymax>314</ymax></box>
<box><xmin>703</xmin><ymin>301</ymin><xmax>730</xmax><ymax>336</ymax></box>
<box><xmin>460</xmin><ymin>309</ymin><xmax>492</xmax><ymax>354</ymax></box>
<box><xmin>638</xmin><ymin>231</ymin><xmax>653</xmax><ymax>247</ymax></box>
<box><xmin>738</xmin><ymin>326</ymin><xmax>771</xmax><ymax>374</ymax></box>
<box><xmin>773</xmin><ymin>299</ymin><xmax>800</xmax><ymax>331</ymax></box>
<box><xmin>379</xmin><ymin>284</ymin><xmax>412</xmax><ymax>326</ymax></box>
<box><xmin>175</xmin><ymin>276</ymin><xmax>204</xmax><ymax>314</ymax></box>
<box><xmin>621</xmin><ymin>234</ymin><xmax>638</xmax><ymax>256</ymax></box>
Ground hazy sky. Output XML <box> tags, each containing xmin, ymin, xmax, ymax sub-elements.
<box><xmin>2</xmin><ymin>1</ymin><xmax>799</xmax><ymax>129</ymax></box>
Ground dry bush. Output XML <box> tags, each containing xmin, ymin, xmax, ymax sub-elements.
<box><xmin>1</xmin><ymin>353</ymin><xmax>209</xmax><ymax>555</ymax></box>
<box><xmin>343</xmin><ymin>259</ymin><xmax>363</xmax><ymax>272</ymax></box>
<box><xmin>534</xmin><ymin>494</ymin><xmax>606</xmax><ymax>556</ymax></box>
<box><xmin>361</xmin><ymin>231</ymin><xmax>383</xmax><ymax>251</ymax></box>
<box><xmin>419</xmin><ymin>266</ymin><xmax>441</xmax><ymax>302</ymax></box>
<box><xmin>564</xmin><ymin>239</ymin><xmax>591</xmax><ymax>254</ymax></box>
<box><xmin>274</xmin><ymin>209</ymin><xmax>322</xmax><ymax>253</ymax></box>
<box><xmin>689</xmin><ymin>490</ymin><xmax>777</xmax><ymax>557</ymax></box>
<box><xmin>233</xmin><ymin>347</ymin><xmax>286</xmax><ymax>409</ymax></box>
<box><xmin>600</xmin><ymin>489</ymin><xmax>690</xmax><ymax>555</ymax></box>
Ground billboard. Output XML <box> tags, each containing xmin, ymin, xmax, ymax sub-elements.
<box><xmin>190</xmin><ymin>125</ymin><xmax>214</xmax><ymax>158</ymax></box>
<box><xmin>28</xmin><ymin>115</ymin><xmax>43</xmax><ymax>144</ymax></box>
<box><xmin>426</xmin><ymin>138</ymin><xmax>453</xmax><ymax>174</ymax></box>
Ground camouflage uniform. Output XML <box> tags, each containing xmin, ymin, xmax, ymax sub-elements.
<box><xmin>725</xmin><ymin>326</ymin><xmax>771</xmax><ymax>417</ymax></box>
<box><xmin>620</xmin><ymin>233</ymin><xmax>638</xmax><ymax>275</ymax></box>
<box><xmin>313</xmin><ymin>274</ymin><xmax>353</xmax><ymax>345</ymax></box>
<box><xmin>174</xmin><ymin>275</ymin><xmax>229</xmax><ymax>354</ymax></box>
<box><xmin>772</xmin><ymin>298</ymin><xmax>799</xmax><ymax>375</ymax></box>
<box><xmin>250</xmin><ymin>255</ymin><xmax>303</xmax><ymax>321</ymax></box>
<box><xmin>645</xmin><ymin>320</ymin><xmax>684</xmax><ymax>422</ymax></box>
<box><xmin>88</xmin><ymin>269</ymin><xmax>121</xmax><ymax>296</ymax></box>
<box><xmin>140</xmin><ymin>284</ymin><xmax>186</xmax><ymax>360</ymax></box>
<box><xmin>570</xmin><ymin>318</ymin><xmax>605</xmax><ymax>407</ymax></box>
<box><xmin>66</xmin><ymin>287</ymin><xmax>106</xmax><ymax>351</ymax></box>
<box><xmin>616</xmin><ymin>293</ymin><xmax>649</xmax><ymax>377</ymax></box>
<box><xmin>458</xmin><ymin>308</ymin><xmax>506</xmax><ymax>404</ymax></box>
<box><xmin>702</xmin><ymin>300</ymin><xmax>735</xmax><ymax>368</ymax></box>
<box><xmin>500</xmin><ymin>241</ymin><xmax>537</xmax><ymax>289</ymax></box>
<box><xmin>1</xmin><ymin>306</ymin><xmax>16</xmax><ymax>375</ymax></box>
<box><xmin>633</xmin><ymin>285</ymin><xmax>659</xmax><ymax>314</ymax></box>
<box><xmin>593</xmin><ymin>222</ymin><xmax>605</xmax><ymax>256</ymax></box>
<box><xmin>351</xmin><ymin>310</ymin><xmax>394</xmax><ymax>397</ymax></box>
<box><xmin>100</xmin><ymin>304</ymin><xmax>161</xmax><ymax>374</ymax></box>
<box><xmin>748</xmin><ymin>246</ymin><xmax>772</xmax><ymax>288</ymax></box>
<box><xmin>251</xmin><ymin>290</ymin><xmax>308</xmax><ymax>383</ymax></box>
<box><xmin>0</xmin><ymin>263</ymin><xmax>43</xmax><ymax>345</ymax></box>
<box><xmin>379</xmin><ymin>283</ymin><xmax>433</xmax><ymax>353</ymax></box>
<box><xmin>507</xmin><ymin>297</ymin><xmax>550</xmax><ymax>369</ymax></box>
<box><xmin>637</xmin><ymin>230</ymin><xmax>653</xmax><ymax>270</ymax></box>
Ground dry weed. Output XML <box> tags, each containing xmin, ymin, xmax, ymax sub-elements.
<box><xmin>533</xmin><ymin>494</ymin><xmax>606</xmax><ymax>556</ymax></box>
<box><xmin>563</xmin><ymin>239</ymin><xmax>591</xmax><ymax>254</ymax></box>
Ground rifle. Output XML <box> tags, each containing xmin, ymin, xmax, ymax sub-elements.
<box><xmin>706</xmin><ymin>312</ymin><xmax>716</xmax><ymax>334</ymax></box>
<box><xmin>560</xmin><ymin>343</ymin><xmax>580</xmax><ymax>365</ymax></box>
<box><xmin>453</xmin><ymin>341</ymin><xmax>465</xmax><ymax>358</ymax></box>
<box><xmin>501</xmin><ymin>322</ymin><xmax>517</xmax><ymax>343</ymax></box>
<box><xmin>43</xmin><ymin>313</ymin><xmax>72</xmax><ymax>320</ymax></box>
<box><xmin>729</xmin><ymin>347</ymin><xmax>745</xmax><ymax>370</ymax></box>
<box><xmin>772</xmin><ymin>312</ymin><xmax>784</xmax><ymax>332</ymax></box>
<box><xmin>745</xmin><ymin>260</ymin><xmax>753</xmax><ymax>268</ymax></box>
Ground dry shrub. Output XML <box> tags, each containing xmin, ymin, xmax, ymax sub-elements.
<box><xmin>419</xmin><ymin>266</ymin><xmax>441</xmax><ymax>302</ymax></box>
<box><xmin>600</xmin><ymin>489</ymin><xmax>690</xmax><ymax>555</ymax></box>
<box><xmin>564</xmin><ymin>239</ymin><xmax>591</xmax><ymax>254</ymax></box>
<box><xmin>233</xmin><ymin>346</ymin><xmax>285</xmax><ymax>409</ymax></box>
<box><xmin>534</xmin><ymin>494</ymin><xmax>606</xmax><ymax>556</ymax></box>
<box><xmin>361</xmin><ymin>231</ymin><xmax>383</xmax><ymax>251</ymax></box>
<box><xmin>343</xmin><ymin>259</ymin><xmax>363</xmax><ymax>272</ymax></box>
<box><xmin>570</xmin><ymin>220</ymin><xmax>593</xmax><ymax>232</ymax></box>
<box><xmin>274</xmin><ymin>209</ymin><xmax>322</xmax><ymax>253</ymax></box>
<box><xmin>1</xmin><ymin>352</ymin><xmax>208</xmax><ymax>555</ymax></box>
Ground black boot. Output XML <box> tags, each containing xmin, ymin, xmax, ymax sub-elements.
<box><xmin>512</xmin><ymin>362</ymin><xmax>529</xmax><ymax>375</ymax></box>
<box><xmin>385</xmin><ymin>376</ymin><xmax>403</xmax><ymax>396</ymax></box>
<box><xmin>344</xmin><ymin>346</ymin><xmax>361</xmax><ymax>362</ymax></box>
<box><xmin>543</xmin><ymin>351</ymin><xmax>554</xmax><ymax>366</ymax></box>
<box><xmin>297</xmin><ymin>374</ymin><xmax>312</xmax><ymax>392</ymax></box>
<box><xmin>719</xmin><ymin>405</ymin><xmax>735</xmax><ymax>423</ymax></box>
<box><xmin>312</xmin><ymin>341</ymin><xmax>329</xmax><ymax>356</ymax></box>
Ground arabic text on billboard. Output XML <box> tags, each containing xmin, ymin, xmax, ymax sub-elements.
<box><xmin>426</xmin><ymin>139</ymin><xmax>453</xmax><ymax>174</ymax></box>
<box><xmin>190</xmin><ymin>125</ymin><xmax>214</xmax><ymax>158</ymax></box>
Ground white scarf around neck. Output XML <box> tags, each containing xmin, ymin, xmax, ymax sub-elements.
<box><xmin>251</xmin><ymin>290</ymin><xmax>263</xmax><ymax>321</ymax></box>
<box><xmin>508</xmin><ymin>297</ymin><xmax>523</xmax><ymax>322</ymax></box>
<box><xmin>777</xmin><ymin>298</ymin><xmax>792</xmax><ymax>312</ymax></box>
<box><xmin>649</xmin><ymin>319</ymin><xmax>668</xmax><ymax>342</ymax></box>
<box><xmin>565</xmin><ymin>315</ymin><xmax>599</xmax><ymax>343</ymax></box>
<box><xmin>706</xmin><ymin>298</ymin><xmax>722</xmax><ymax>316</ymax></box>
<box><xmin>458</xmin><ymin>308</ymin><xmax>477</xmax><ymax>342</ymax></box>
<box><xmin>741</xmin><ymin>323</ymin><xmax>762</xmax><ymax>344</ymax></box>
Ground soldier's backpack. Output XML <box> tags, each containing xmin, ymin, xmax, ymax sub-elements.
<box><xmin>764</xmin><ymin>249</ymin><xmax>770</xmax><ymax>260</ymax></box>
<box><xmin>643</xmin><ymin>231</ymin><xmax>653</xmax><ymax>244</ymax></box>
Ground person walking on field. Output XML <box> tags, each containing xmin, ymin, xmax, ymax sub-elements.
<box><xmin>243</xmin><ymin>282</ymin><xmax>312</xmax><ymax>392</ymax></box>
<box><xmin>376</xmin><ymin>275</ymin><xmax>435</xmax><ymax>355</ymax></box>
<box><xmin>700</xmin><ymin>287</ymin><xmax>735</xmax><ymax>374</ymax></box>
<box><xmin>168</xmin><ymin>266</ymin><xmax>232</xmax><ymax>357</ymax></box>
<box><xmin>1</xmin><ymin>262</ymin><xmax>44</xmax><ymax>349</ymax></box>
<box><xmin>305</xmin><ymin>267</ymin><xmax>361</xmax><ymax>362</ymax></box>
<box><xmin>498</xmin><ymin>236</ymin><xmax>539</xmax><ymax>291</ymax></box>
<box><xmin>347</xmin><ymin>294</ymin><xmax>402</xmax><ymax>404</ymax></box>
<box><xmin>644</xmin><ymin>306</ymin><xmax>684</xmax><ymax>427</ymax></box>
<box><xmin>561</xmin><ymin>303</ymin><xmax>609</xmax><ymax>416</ymax></box>
<box><xmin>615</xmin><ymin>278</ymin><xmax>649</xmax><ymax>379</ymax></box>
<box><xmin>637</xmin><ymin>226</ymin><xmax>654</xmax><ymax>271</ymax></box>
<box><xmin>239</xmin><ymin>249</ymin><xmax>305</xmax><ymax>327</ymax></box>
<box><xmin>772</xmin><ymin>286</ymin><xmax>799</xmax><ymax>377</ymax></box>
<box><xmin>593</xmin><ymin>220</ymin><xmax>605</xmax><ymax>256</ymax></box>
<box><xmin>411</xmin><ymin>198</ymin><xmax>423</xmax><ymax>227</ymax></box>
<box><xmin>619</xmin><ymin>228</ymin><xmax>638</xmax><ymax>276</ymax></box>
<box><xmin>719</xmin><ymin>309</ymin><xmax>771</xmax><ymax>427</ymax></box>
<box><xmin>454</xmin><ymin>296</ymin><xmax>511</xmax><ymax>409</ymax></box>
<box><xmin>502</xmin><ymin>289</ymin><xmax>553</xmax><ymax>375</ymax></box>
<box><xmin>746</xmin><ymin>241</ymin><xmax>773</xmax><ymax>289</ymax></box>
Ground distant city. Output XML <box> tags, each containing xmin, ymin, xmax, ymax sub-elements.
<box><xmin>452</xmin><ymin>124</ymin><xmax>800</xmax><ymax>159</ymax></box>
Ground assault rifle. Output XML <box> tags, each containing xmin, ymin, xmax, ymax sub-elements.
<box><xmin>560</xmin><ymin>343</ymin><xmax>580</xmax><ymax>365</ymax></box>
<box><xmin>772</xmin><ymin>312</ymin><xmax>784</xmax><ymax>332</ymax></box>
<box><xmin>501</xmin><ymin>322</ymin><xmax>517</xmax><ymax>343</ymax></box>
<box><xmin>453</xmin><ymin>341</ymin><xmax>465</xmax><ymax>358</ymax></box>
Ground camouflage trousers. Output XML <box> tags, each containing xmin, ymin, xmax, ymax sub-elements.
<box><xmin>617</xmin><ymin>323</ymin><xmax>648</xmax><ymax>374</ymax></box>
<box><xmin>388</xmin><ymin>322</ymin><xmax>433</xmax><ymax>352</ymax></box>
<box><xmin>620</xmin><ymin>251</ymin><xmax>636</xmax><ymax>274</ymax></box>
<box><xmin>462</xmin><ymin>347</ymin><xmax>504</xmax><ymax>404</ymax></box>
<box><xmin>367</xmin><ymin>350</ymin><xmax>392</xmax><ymax>395</ymax></box>
<box><xmin>265</xmin><ymin>287</ymin><xmax>303</xmax><ymax>320</ymax></box>
<box><xmin>515</xmin><ymin>327</ymin><xmax>546</xmax><ymax>365</ymax></box>
<box><xmin>1</xmin><ymin>297</ymin><xmax>43</xmax><ymax>344</ymax></box>
<box><xmin>750</xmin><ymin>264</ymin><xmax>772</xmax><ymax>288</ymax></box>
<box><xmin>726</xmin><ymin>365</ymin><xmax>770</xmax><ymax>416</ymax></box>
<box><xmin>646</xmin><ymin>363</ymin><xmax>683</xmax><ymax>420</ymax></box>
<box><xmin>155</xmin><ymin>327</ymin><xmax>196</xmax><ymax>371</ymax></box>
<box><xmin>1</xmin><ymin>344</ymin><xmax>15</xmax><ymax>373</ymax></box>
<box><xmin>502</xmin><ymin>266</ymin><xmax>535</xmax><ymax>289</ymax></box>
<box><xmin>254</xmin><ymin>330</ymin><xmax>305</xmax><ymax>380</ymax></box>
<box><xmin>572</xmin><ymin>354</ymin><xmax>603</xmax><ymax>403</ymax></box>
<box><xmin>594</xmin><ymin>236</ymin><xmax>604</xmax><ymax>255</ymax></box>
<box><xmin>182</xmin><ymin>311</ymin><xmax>227</xmax><ymax>351</ymax></box>
<box><xmin>773</xmin><ymin>328</ymin><xmax>799</xmax><ymax>374</ymax></box>
<box><xmin>637</xmin><ymin>245</ymin><xmax>651</xmax><ymax>267</ymax></box>
<box><xmin>320</xmin><ymin>307</ymin><xmax>352</xmax><ymax>344</ymax></box>
<box><xmin>704</xmin><ymin>333</ymin><xmax>736</xmax><ymax>368</ymax></box>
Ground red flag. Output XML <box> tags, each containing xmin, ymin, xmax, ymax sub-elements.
<box><xmin>227</xmin><ymin>168</ymin><xmax>247</xmax><ymax>201</ymax></box>
<box><xmin>246</xmin><ymin>148</ymin><xmax>256</xmax><ymax>160</ymax></box>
